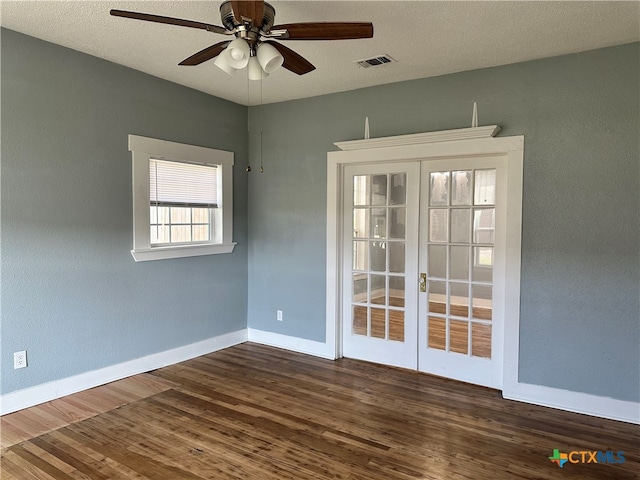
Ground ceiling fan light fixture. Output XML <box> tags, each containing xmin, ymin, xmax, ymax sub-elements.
<box><xmin>225</xmin><ymin>38</ymin><xmax>250</xmax><ymax>69</ymax></box>
<box><xmin>248</xmin><ymin>56</ymin><xmax>269</xmax><ymax>81</ymax></box>
<box><xmin>111</xmin><ymin>2</ymin><xmax>374</xmax><ymax>77</ymax></box>
<box><xmin>213</xmin><ymin>53</ymin><xmax>236</xmax><ymax>75</ymax></box>
<box><xmin>256</xmin><ymin>43</ymin><xmax>284</xmax><ymax>74</ymax></box>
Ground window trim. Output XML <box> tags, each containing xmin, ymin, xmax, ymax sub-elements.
<box><xmin>129</xmin><ymin>135</ymin><xmax>235</xmax><ymax>262</ymax></box>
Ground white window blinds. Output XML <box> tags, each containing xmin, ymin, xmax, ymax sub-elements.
<box><xmin>149</xmin><ymin>158</ymin><xmax>218</xmax><ymax>208</ymax></box>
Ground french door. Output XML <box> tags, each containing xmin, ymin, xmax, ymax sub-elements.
<box><xmin>341</xmin><ymin>162</ymin><xmax>420</xmax><ymax>369</ymax></box>
<box><xmin>342</xmin><ymin>156</ymin><xmax>506</xmax><ymax>388</ymax></box>
<box><xmin>418</xmin><ymin>157</ymin><xmax>505</xmax><ymax>388</ymax></box>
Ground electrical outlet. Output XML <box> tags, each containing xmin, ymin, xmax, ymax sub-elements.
<box><xmin>14</xmin><ymin>351</ymin><xmax>27</xmax><ymax>369</ymax></box>
<box><xmin>277</xmin><ymin>310</ymin><xmax>283</xmax><ymax>321</ymax></box>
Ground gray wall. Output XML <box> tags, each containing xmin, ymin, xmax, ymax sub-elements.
<box><xmin>247</xmin><ymin>43</ymin><xmax>640</xmax><ymax>402</ymax></box>
<box><xmin>1</xmin><ymin>29</ymin><xmax>249</xmax><ymax>394</ymax></box>
<box><xmin>2</xmin><ymin>27</ymin><xmax>638</xmax><ymax>404</ymax></box>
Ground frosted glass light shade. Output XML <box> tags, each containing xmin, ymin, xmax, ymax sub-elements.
<box><xmin>214</xmin><ymin>53</ymin><xmax>236</xmax><ymax>76</ymax></box>
<box><xmin>248</xmin><ymin>57</ymin><xmax>269</xmax><ymax>81</ymax></box>
<box><xmin>225</xmin><ymin>38</ymin><xmax>250</xmax><ymax>69</ymax></box>
<box><xmin>256</xmin><ymin>43</ymin><xmax>284</xmax><ymax>74</ymax></box>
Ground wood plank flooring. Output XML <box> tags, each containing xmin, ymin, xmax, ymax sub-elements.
<box><xmin>1</xmin><ymin>373</ymin><xmax>178</xmax><ymax>449</ymax></box>
<box><xmin>1</xmin><ymin>343</ymin><xmax>638</xmax><ymax>479</ymax></box>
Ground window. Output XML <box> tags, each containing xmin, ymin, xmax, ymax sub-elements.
<box><xmin>149</xmin><ymin>159</ymin><xmax>218</xmax><ymax>245</ymax></box>
<box><xmin>129</xmin><ymin>135</ymin><xmax>235</xmax><ymax>262</ymax></box>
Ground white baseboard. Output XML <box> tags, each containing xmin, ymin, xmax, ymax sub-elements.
<box><xmin>0</xmin><ymin>329</ymin><xmax>248</xmax><ymax>415</ymax></box>
<box><xmin>246</xmin><ymin>328</ymin><xmax>639</xmax><ymax>424</ymax></box>
<box><xmin>247</xmin><ymin>328</ymin><xmax>336</xmax><ymax>360</ymax></box>
<box><xmin>503</xmin><ymin>381</ymin><xmax>640</xmax><ymax>425</ymax></box>
<box><xmin>4</xmin><ymin>327</ymin><xmax>635</xmax><ymax>425</ymax></box>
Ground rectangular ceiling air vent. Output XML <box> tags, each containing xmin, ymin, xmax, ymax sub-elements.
<box><xmin>355</xmin><ymin>55</ymin><xmax>396</xmax><ymax>68</ymax></box>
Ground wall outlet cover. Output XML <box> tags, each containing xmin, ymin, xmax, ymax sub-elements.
<box><xmin>14</xmin><ymin>351</ymin><xmax>27</xmax><ymax>369</ymax></box>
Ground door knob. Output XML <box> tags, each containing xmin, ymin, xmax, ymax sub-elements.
<box><xmin>419</xmin><ymin>273</ymin><xmax>427</xmax><ymax>293</ymax></box>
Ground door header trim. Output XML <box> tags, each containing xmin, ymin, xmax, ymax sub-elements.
<box><xmin>334</xmin><ymin>125</ymin><xmax>501</xmax><ymax>151</ymax></box>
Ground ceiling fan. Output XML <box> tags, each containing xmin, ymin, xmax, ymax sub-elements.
<box><xmin>110</xmin><ymin>0</ymin><xmax>374</xmax><ymax>78</ymax></box>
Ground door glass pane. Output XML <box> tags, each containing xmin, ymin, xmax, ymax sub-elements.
<box><xmin>474</xmin><ymin>169</ymin><xmax>496</xmax><ymax>205</ymax></box>
<box><xmin>417</xmin><ymin>166</ymin><xmax>499</xmax><ymax>371</ymax></box>
<box><xmin>389</xmin><ymin>242</ymin><xmax>405</xmax><ymax>273</ymax></box>
<box><xmin>353</xmin><ymin>175</ymin><xmax>369</xmax><ymax>206</ymax></box>
<box><xmin>428</xmin><ymin>281</ymin><xmax>446</xmax><ymax>314</ymax></box>
<box><xmin>389</xmin><ymin>276</ymin><xmax>405</xmax><ymax>308</ymax></box>
<box><xmin>428</xmin><ymin>245</ymin><xmax>446</xmax><ymax>278</ymax></box>
<box><xmin>353</xmin><ymin>273</ymin><xmax>368</xmax><ymax>303</ymax></box>
<box><xmin>371</xmin><ymin>308</ymin><xmax>386</xmax><ymax>338</ymax></box>
<box><xmin>449</xmin><ymin>282</ymin><xmax>469</xmax><ymax>318</ymax></box>
<box><xmin>371</xmin><ymin>208</ymin><xmax>387</xmax><ymax>238</ymax></box>
<box><xmin>449</xmin><ymin>320</ymin><xmax>469</xmax><ymax>354</ymax></box>
<box><xmin>472</xmin><ymin>323</ymin><xmax>492</xmax><ymax>358</ymax></box>
<box><xmin>472</xmin><ymin>284</ymin><xmax>493</xmax><ymax>321</ymax></box>
<box><xmin>370</xmin><ymin>241</ymin><xmax>386</xmax><ymax>272</ymax></box>
<box><xmin>473</xmin><ymin>247</ymin><xmax>493</xmax><ymax>282</ymax></box>
<box><xmin>451</xmin><ymin>171</ymin><xmax>472</xmax><ymax>206</ymax></box>
<box><xmin>429</xmin><ymin>209</ymin><xmax>448</xmax><ymax>242</ymax></box>
<box><xmin>428</xmin><ymin>317</ymin><xmax>446</xmax><ymax>350</ymax></box>
<box><xmin>371</xmin><ymin>175</ymin><xmax>387</xmax><ymax>206</ymax></box>
<box><xmin>429</xmin><ymin>172</ymin><xmax>449</xmax><ymax>206</ymax></box>
<box><xmin>370</xmin><ymin>275</ymin><xmax>386</xmax><ymax>305</ymax></box>
<box><xmin>389</xmin><ymin>173</ymin><xmax>407</xmax><ymax>205</ymax></box>
<box><xmin>473</xmin><ymin>209</ymin><xmax>495</xmax><ymax>244</ymax></box>
<box><xmin>389</xmin><ymin>208</ymin><xmax>406</xmax><ymax>239</ymax></box>
<box><xmin>353</xmin><ymin>241</ymin><xmax>368</xmax><ymax>271</ymax></box>
<box><xmin>389</xmin><ymin>310</ymin><xmax>404</xmax><ymax>342</ymax></box>
<box><xmin>353</xmin><ymin>208</ymin><xmax>369</xmax><ymax>238</ymax></box>
<box><xmin>450</xmin><ymin>246</ymin><xmax>470</xmax><ymax>281</ymax></box>
<box><xmin>348</xmin><ymin>169</ymin><xmax>410</xmax><ymax>350</ymax></box>
<box><xmin>451</xmin><ymin>208</ymin><xmax>471</xmax><ymax>243</ymax></box>
<box><xmin>352</xmin><ymin>305</ymin><xmax>367</xmax><ymax>336</ymax></box>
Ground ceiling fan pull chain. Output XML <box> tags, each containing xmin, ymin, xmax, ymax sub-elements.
<box><xmin>246</xmin><ymin>69</ymin><xmax>252</xmax><ymax>173</ymax></box>
<box><xmin>260</xmin><ymin>131</ymin><xmax>264</xmax><ymax>173</ymax></box>
<box><xmin>260</xmin><ymin>77</ymin><xmax>264</xmax><ymax>173</ymax></box>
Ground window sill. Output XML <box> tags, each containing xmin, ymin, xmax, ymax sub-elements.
<box><xmin>131</xmin><ymin>243</ymin><xmax>236</xmax><ymax>262</ymax></box>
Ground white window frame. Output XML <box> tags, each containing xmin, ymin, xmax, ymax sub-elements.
<box><xmin>129</xmin><ymin>135</ymin><xmax>236</xmax><ymax>262</ymax></box>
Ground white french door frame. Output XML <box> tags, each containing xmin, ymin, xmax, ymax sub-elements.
<box><xmin>326</xmin><ymin>127</ymin><xmax>524</xmax><ymax>392</ymax></box>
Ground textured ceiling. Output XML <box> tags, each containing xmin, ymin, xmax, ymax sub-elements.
<box><xmin>1</xmin><ymin>1</ymin><xmax>639</xmax><ymax>105</ymax></box>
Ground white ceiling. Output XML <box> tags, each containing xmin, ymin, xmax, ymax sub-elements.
<box><xmin>1</xmin><ymin>1</ymin><xmax>639</xmax><ymax>105</ymax></box>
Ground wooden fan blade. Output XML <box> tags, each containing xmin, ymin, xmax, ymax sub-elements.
<box><xmin>271</xmin><ymin>22</ymin><xmax>373</xmax><ymax>40</ymax></box>
<box><xmin>110</xmin><ymin>9</ymin><xmax>228</xmax><ymax>35</ymax></box>
<box><xmin>264</xmin><ymin>41</ymin><xmax>315</xmax><ymax>75</ymax></box>
<box><xmin>179</xmin><ymin>41</ymin><xmax>231</xmax><ymax>66</ymax></box>
<box><xmin>230</xmin><ymin>0</ymin><xmax>264</xmax><ymax>26</ymax></box>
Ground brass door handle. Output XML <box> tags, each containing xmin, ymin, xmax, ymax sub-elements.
<box><xmin>419</xmin><ymin>273</ymin><xmax>427</xmax><ymax>293</ymax></box>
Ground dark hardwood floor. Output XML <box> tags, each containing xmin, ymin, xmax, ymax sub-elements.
<box><xmin>1</xmin><ymin>343</ymin><xmax>638</xmax><ymax>479</ymax></box>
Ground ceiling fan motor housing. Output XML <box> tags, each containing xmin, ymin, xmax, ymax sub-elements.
<box><xmin>220</xmin><ymin>1</ymin><xmax>275</xmax><ymax>35</ymax></box>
